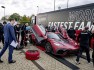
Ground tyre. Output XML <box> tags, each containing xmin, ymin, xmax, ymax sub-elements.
<box><xmin>45</xmin><ymin>42</ymin><xmax>53</xmax><ymax>53</ymax></box>
<box><xmin>25</xmin><ymin>50</ymin><xmax>40</xmax><ymax>60</ymax></box>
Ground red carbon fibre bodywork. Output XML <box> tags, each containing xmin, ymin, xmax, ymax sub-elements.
<box><xmin>31</xmin><ymin>24</ymin><xmax>79</xmax><ymax>55</ymax></box>
<box><xmin>46</xmin><ymin>32</ymin><xmax>79</xmax><ymax>54</ymax></box>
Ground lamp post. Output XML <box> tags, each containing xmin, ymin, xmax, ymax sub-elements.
<box><xmin>54</xmin><ymin>0</ymin><xmax>55</xmax><ymax>11</ymax></box>
<box><xmin>37</xmin><ymin>6</ymin><xmax>39</xmax><ymax>14</ymax></box>
<box><xmin>1</xmin><ymin>6</ymin><xmax>5</xmax><ymax>21</ymax></box>
<box><xmin>67</xmin><ymin>0</ymin><xmax>69</xmax><ymax>8</ymax></box>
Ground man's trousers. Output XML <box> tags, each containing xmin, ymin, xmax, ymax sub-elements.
<box><xmin>0</xmin><ymin>42</ymin><xmax>14</xmax><ymax>62</ymax></box>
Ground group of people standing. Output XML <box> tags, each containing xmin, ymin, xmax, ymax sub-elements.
<box><xmin>0</xmin><ymin>18</ymin><xmax>94</xmax><ymax>66</ymax></box>
<box><xmin>67</xmin><ymin>26</ymin><xmax>94</xmax><ymax>65</ymax></box>
<box><xmin>0</xmin><ymin>18</ymin><xmax>29</xmax><ymax>64</ymax></box>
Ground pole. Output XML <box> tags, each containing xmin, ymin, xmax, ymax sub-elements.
<box><xmin>67</xmin><ymin>0</ymin><xmax>69</xmax><ymax>8</ymax></box>
<box><xmin>4</xmin><ymin>8</ymin><xmax>5</xmax><ymax>21</ymax></box>
<box><xmin>54</xmin><ymin>0</ymin><xmax>55</xmax><ymax>11</ymax></box>
<box><xmin>37</xmin><ymin>6</ymin><xmax>39</xmax><ymax>14</ymax></box>
<box><xmin>1</xmin><ymin>6</ymin><xmax>5</xmax><ymax>21</ymax></box>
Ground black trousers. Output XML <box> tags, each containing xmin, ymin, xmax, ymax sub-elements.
<box><xmin>92</xmin><ymin>44</ymin><xmax>94</xmax><ymax>65</ymax></box>
<box><xmin>20</xmin><ymin>32</ymin><xmax>25</xmax><ymax>46</ymax></box>
<box><xmin>76</xmin><ymin>46</ymin><xmax>90</xmax><ymax>63</ymax></box>
<box><xmin>16</xmin><ymin>33</ymin><xmax>20</xmax><ymax>41</ymax></box>
<box><xmin>0</xmin><ymin>35</ymin><xmax>4</xmax><ymax>45</ymax></box>
<box><xmin>93</xmin><ymin>49</ymin><xmax>94</xmax><ymax>65</ymax></box>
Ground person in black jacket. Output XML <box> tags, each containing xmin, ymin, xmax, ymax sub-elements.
<box><xmin>14</xmin><ymin>24</ymin><xmax>20</xmax><ymax>41</ymax></box>
<box><xmin>91</xmin><ymin>22</ymin><xmax>94</xmax><ymax>66</ymax></box>
<box><xmin>67</xmin><ymin>27</ymin><xmax>76</xmax><ymax>40</ymax></box>
<box><xmin>0</xmin><ymin>23</ymin><xmax>4</xmax><ymax>48</ymax></box>
<box><xmin>2</xmin><ymin>21</ymin><xmax>7</xmax><ymax>44</ymax></box>
<box><xmin>76</xmin><ymin>26</ymin><xmax>91</xmax><ymax>64</ymax></box>
<box><xmin>20</xmin><ymin>24</ymin><xmax>26</xmax><ymax>46</ymax></box>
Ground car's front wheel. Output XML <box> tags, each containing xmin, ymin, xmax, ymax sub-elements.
<box><xmin>45</xmin><ymin>42</ymin><xmax>53</xmax><ymax>53</ymax></box>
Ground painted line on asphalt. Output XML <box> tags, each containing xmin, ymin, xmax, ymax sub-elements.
<box><xmin>32</xmin><ymin>61</ymin><xmax>45</xmax><ymax>70</ymax></box>
<box><xmin>36</xmin><ymin>46</ymin><xmax>80</xmax><ymax>70</ymax></box>
<box><xmin>20</xmin><ymin>49</ymin><xmax>45</xmax><ymax>70</ymax></box>
<box><xmin>46</xmin><ymin>53</ymin><xmax>80</xmax><ymax>70</ymax></box>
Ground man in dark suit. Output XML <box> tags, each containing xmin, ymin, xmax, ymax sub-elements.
<box><xmin>0</xmin><ymin>18</ymin><xmax>17</xmax><ymax>64</ymax></box>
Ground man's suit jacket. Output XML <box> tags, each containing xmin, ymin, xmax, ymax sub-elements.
<box><xmin>4</xmin><ymin>23</ymin><xmax>16</xmax><ymax>44</ymax></box>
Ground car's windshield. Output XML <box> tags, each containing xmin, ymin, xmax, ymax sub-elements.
<box><xmin>57</xmin><ymin>33</ymin><xmax>69</xmax><ymax>43</ymax></box>
<box><xmin>47</xmin><ymin>33</ymin><xmax>60</xmax><ymax>39</ymax></box>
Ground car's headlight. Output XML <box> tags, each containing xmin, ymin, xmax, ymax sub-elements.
<box><xmin>75</xmin><ymin>43</ymin><xmax>77</xmax><ymax>45</ymax></box>
<box><xmin>54</xmin><ymin>43</ymin><xmax>61</xmax><ymax>46</ymax></box>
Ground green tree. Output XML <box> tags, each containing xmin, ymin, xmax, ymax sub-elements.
<box><xmin>1</xmin><ymin>16</ymin><xmax>7</xmax><ymax>20</ymax></box>
<box><xmin>9</xmin><ymin>13</ymin><xmax>21</xmax><ymax>21</ymax></box>
<box><xmin>20</xmin><ymin>15</ymin><xmax>30</xmax><ymax>24</ymax></box>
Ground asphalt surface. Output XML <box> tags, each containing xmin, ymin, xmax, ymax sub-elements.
<box><xmin>0</xmin><ymin>43</ymin><xmax>94</xmax><ymax>70</ymax></box>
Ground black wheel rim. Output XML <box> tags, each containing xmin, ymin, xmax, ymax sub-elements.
<box><xmin>45</xmin><ymin>43</ymin><xmax>52</xmax><ymax>52</ymax></box>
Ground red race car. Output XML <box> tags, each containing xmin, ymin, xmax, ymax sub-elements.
<box><xmin>31</xmin><ymin>24</ymin><xmax>79</xmax><ymax>55</ymax></box>
<box><xmin>55</xmin><ymin>26</ymin><xmax>79</xmax><ymax>48</ymax></box>
<box><xmin>45</xmin><ymin>32</ymin><xmax>79</xmax><ymax>55</ymax></box>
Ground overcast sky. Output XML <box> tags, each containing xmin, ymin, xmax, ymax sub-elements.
<box><xmin>0</xmin><ymin>0</ymin><xmax>94</xmax><ymax>19</ymax></box>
